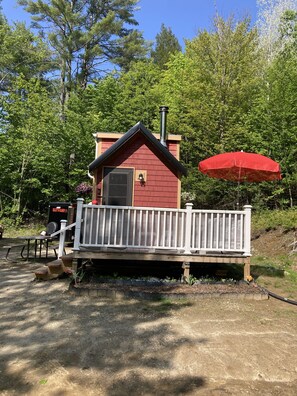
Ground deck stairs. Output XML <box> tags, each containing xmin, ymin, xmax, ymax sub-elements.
<box><xmin>34</xmin><ymin>254</ymin><xmax>74</xmax><ymax>280</ymax></box>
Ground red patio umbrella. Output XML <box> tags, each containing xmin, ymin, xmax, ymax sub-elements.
<box><xmin>198</xmin><ymin>151</ymin><xmax>281</xmax><ymax>183</ymax></box>
<box><xmin>198</xmin><ymin>151</ymin><xmax>281</xmax><ymax>207</ymax></box>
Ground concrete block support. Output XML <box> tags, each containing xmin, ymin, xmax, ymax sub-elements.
<box><xmin>182</xmin><ymin>262</ymin><xmax>190</xmax><ymax>282</ymax></box>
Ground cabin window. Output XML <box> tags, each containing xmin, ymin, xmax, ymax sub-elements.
<box><xmin>103</xmin><ymin>167</ymin><xmax>133</xmax><ymax>206</ymax></box>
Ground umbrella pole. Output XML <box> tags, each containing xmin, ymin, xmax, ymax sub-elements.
<box><xmin>236</xmin><ymin>181</ymin><xmax>240</xmax><ymax>209</ymax></box>
<box><xmin>237</xmin><ymin>168</ymin><xmax>241</xmax><ymax>209</ymax></box>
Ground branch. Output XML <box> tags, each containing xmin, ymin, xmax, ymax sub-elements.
<box><xmin>0</xmin><ymin>191</ymin><xmax>14</xmax><ymax>200</ymax></box>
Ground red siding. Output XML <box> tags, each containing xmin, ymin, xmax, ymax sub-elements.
<box><xmin>96</xmin><ymin>134</ymin><xmax>181</xmax><ymax>208</ymax></box>
<box><xmin>100</xmin><ymin>136</ymin><xmax>178</xmax><ymax>158</ymax></box>
<box><xmin>101</xmin><ymin>139</ymin><xmax>116</xmax><ymax>153</ymax></box>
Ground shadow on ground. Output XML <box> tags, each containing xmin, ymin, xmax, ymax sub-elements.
<box><xmin>0</xmin><ymin>238</ymin><xmax>297</xmax><ymax>395</ymax></box>
<box><xmin>0</xmin><ymin>255</ymin><xmax>207</xmax><ymax>395</ymax></box>
<box><xmin>251</xmin><ymin>264</ymin><xmax>285</xmax><ymax>280</ymax></box>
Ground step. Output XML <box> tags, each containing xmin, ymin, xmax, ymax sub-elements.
<box><xmin>61</xmin><ymin>254</ymin><xmax>74</xmax><ymax>268</ymax></box>
<box><xmin>34</xmin><ymin>266</ymin><xmax>58</xmax><ymax>281</ymax></box>
<box><xmin>47</xmin><ymin>259</ymin><xmax>65</xmax><ymax>275</ymax></box>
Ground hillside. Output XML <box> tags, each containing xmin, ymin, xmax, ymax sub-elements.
<box><xmin>251</xmin><ymin>227</ymin><xmax>297</xmax><ymax>300</ymax></box>
<box><xmin>252</xmin><ymin>227</ymin><xmax>296</xmax><ymax>260</ymax></box>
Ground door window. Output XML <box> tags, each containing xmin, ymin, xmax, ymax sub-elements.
<box><xmin>103</xmin><ymin>168</ymin><xmax>133</xmax><ymax>206</ymax></box>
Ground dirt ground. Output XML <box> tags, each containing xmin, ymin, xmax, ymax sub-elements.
<box><xmin>0</xmin><ymin>247</ymin><xmax>297</xmax><ymax>395</ymax></box>
<box><xmin>252</xmin><ymin>227</ymin><xmax>297</xmax><ymax>260</ymax></box>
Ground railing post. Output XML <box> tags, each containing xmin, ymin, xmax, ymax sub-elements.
<box><xmin>73</xmin><ymin>198</ymin><xmax>84</xmax><ymax>251</ymax></box>
<box><xmin>243</xmin><ymin>205</ymin><xmax>252</xmax><ymax>256</ymax></box>
<box><xmin>184</xmin><ymin>203</ymin><xmax>193</xmax><ymax>254</ymax></box>
<box><xmin>58</xmin><ymin>220</ymin><xmax>67</xmax><ymax>258</ymax></box>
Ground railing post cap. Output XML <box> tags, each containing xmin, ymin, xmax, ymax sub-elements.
<box><xmin>60</xmin><ymin>219</ymin><xmax>67</xmax><ymax>223</ymax></box>
<box><xmin>243</xmin><ymin>205</ymin><xmax>252</xmax><ymax>210</ymax></box>
<box><xmin>77</xmin><ymin>197</ymin><xmax>84</xmax><ymax>202</ymax></box>
<box><xmin>186</xmin><ymin>202</ymin><xmax>193</xmax><ymax>207</ymax></box>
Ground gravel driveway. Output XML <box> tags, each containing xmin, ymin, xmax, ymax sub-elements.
<box><xmin>0</xmin><ymin>251</ymin><xmax>297</xmax><ymax>395</ymax></box>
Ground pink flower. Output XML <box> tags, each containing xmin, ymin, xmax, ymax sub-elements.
<box><xmin>75</xmin><ymin>182</ymin><xmax>92</xmax><ymax>194</ymax></box>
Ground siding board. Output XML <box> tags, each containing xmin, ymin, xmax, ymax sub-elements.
<box><xmin>95</xmin><ymin>133</ymin><xmax>182</xmax><ymax>208</ymax></box>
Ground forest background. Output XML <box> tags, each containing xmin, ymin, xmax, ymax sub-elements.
<box><xmin>0</xmin><ymin>0</ymin><xmax>297</xmax><ymax>225</ymax></box>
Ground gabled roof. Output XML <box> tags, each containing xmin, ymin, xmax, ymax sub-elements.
<box><xmin>88</xmin><ymin>122</ymin><xmax>187</xmax><ymax>175</ymax></box>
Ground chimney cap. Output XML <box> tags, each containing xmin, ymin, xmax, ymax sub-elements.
<box><xmin>159</xmin><ymin>105</ymin><xmax>169</xmax><ymax>113</ymax></box>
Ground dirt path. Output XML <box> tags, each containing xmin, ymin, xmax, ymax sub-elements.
<box><xmin>0</xmin><ymin>257</ymin><xmax>296</xmax><ymax>395</ymax></box>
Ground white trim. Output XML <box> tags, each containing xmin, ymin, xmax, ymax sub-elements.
<box><xmin>75</xmin><ymin>203</ymin><xmax>251</xmax><ymax>256</ymax></box>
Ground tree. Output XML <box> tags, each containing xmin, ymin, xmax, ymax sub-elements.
<box><xmin>173</xmin><ymin>17</ymin><xmax>261</xmax><ymax>157</ymax></box>
<box><xmin>0</xmin><ymin>76</ymin><xmax>65</xmax><ymax>218</ymax></box>
<box><xmin>257</xmin><ymin>0</ymin><xmax>297</xmax><ymax>61</ymax></box>
<box><xmin>248</xmin><ymin>14</ymin><xmax>297</xmax><ymax>208</ymax></box>
<box><xmin>112</xmin><ymin>60</ymin><xmax>162</xmax><ymax>131</ymax></box>
<box><xmin>0</xmin><ymin>18</ymin><xmax>52</xmax><ymax>93</ymax></box>
<box><xmin>18</xmin><ymin>0</ymin><xmax>149</xmax><ymax>112</ymax></box>
<box><xmin>151</xmin><ymin>24</ymin><xmax>182</xmax><ymax>69</ymax></box>
<box><xmin>278</xmin><ymin>9</ymin><xmax>297</xmax><ymax>49</ymax></box>
<box><xmin>158</xmin><ymin>17</ymin><xmax>263</xmax><ymax>208</ymax></box>
<box><xmin>79</xmin><ymin>74</ymin><xmax>122</xmax><ymax>132</ymax></box>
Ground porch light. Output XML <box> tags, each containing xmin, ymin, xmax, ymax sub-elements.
<box><xmin>138</xmin><ymin>173</ymin><xmax>145</xmax><ymax>182</ymax></box>
<box><xmin>136</xmin><ymin>170</ymin><xmax>147</xmax><ymax>183</ymax></box>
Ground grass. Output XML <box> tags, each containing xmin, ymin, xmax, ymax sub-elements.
<box><xmin>251</xmin><ymin>248</ymin><xmax>297</xmax><ymax>297</ymax></box>
<box><xmin>251</xmin><ymin>253</ymin><xmax>297</xmax><ymax>300</ymax></box>
<box><xmin>2</xmin><ymin>223</ymin><xmax>45</xmax><ymax>238</ymax></box>
<box><xmin>252</xmin><ymin>208</ymin><xmax>297</xmax><ymax>232</ymax></box>
<box><xmin>250</xmin><ymin>209</ymin><xmax>297</xmax><ymax>300</ymax></box>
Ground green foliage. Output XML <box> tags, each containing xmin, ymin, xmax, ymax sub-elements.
<box><xmin>158</xmin><ymin>17</ymin><xmax>266</xmax><ymax>208</ymax></box>
<box><xmin>69</xmin><ymin>268</ymin><xmax>85</xmax><ymax>286</ymax></box>
<box><xmin>112</xmin><ymin>60</ymin><xmax>163</xmax><ymax>131</ymax></box>
<box><xmin>18</xmin><ymin>0</ymin><xmax>148</xmax><ymax>110</ymax></box>
<box><xmin>151</xmin><ymin>23</ymin><xmax>182</xmax><ymax>69</ymax></box>
<box><xmin>0</xmin><ymin>18</ymin><xmax>52</xmax><ymax>93</ymax></box>
<box><xmin>185</xmin><ymin>274</ymin><xmax>199</xmax><ymax>285</ymax></box>
<box><xmin>1</xmin><ymin>5</ymin><xmax>297</xmax><ymax>222</ymax></box>
<box><xmin>73</xmin><ymin>74</ymin><xmax>121</xmax><ymax>132</ymax></box>
<box><xmin>2</xmin><ymin>222</ymin><xmax>46</xmax><ymax>237</ymax></box>
<box><xmin>183</xmin><ymin>17</ymin><xmax>261</xmax><ymax>154</ymax></box>
<box><xmin>252</xmin><ymin>208</ymin><xmax>297</xmax><ymax>232</ymax></box>
<box><xmin>247</xmin><ymin>13</ymin><xmax>297</xmax><ymax>208</ymax></box>
<box><xmin>0</xmin><ymin>76</ymin><xmax>65</xmax><ymax>218</ymax></box>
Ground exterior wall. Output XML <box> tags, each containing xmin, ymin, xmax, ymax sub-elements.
<box><xmin>97</xmin><ymin>133</ymin><xmax>180</xmax><ymax>159</ymax></box>
<box><xmin>95</xmin><ymin>134</ymin><xmax>181</xmax><ymax>208</ymax></box>
<box><xmin>100</xmin><ymin>138</ymin><xmax>117</xmax><ymax>155</ymax></box>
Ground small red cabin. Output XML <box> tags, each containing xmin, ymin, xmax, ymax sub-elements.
<box><xmin>88</xmin><ymin>118</ymin><xmax>187</xmax><ymax>209</ymax></box>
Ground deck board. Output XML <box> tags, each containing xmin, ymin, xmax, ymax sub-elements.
<box><xmin>68</xmin><ymin>249</ymin><xmax>248</xmax><ymax>264</ymax></box>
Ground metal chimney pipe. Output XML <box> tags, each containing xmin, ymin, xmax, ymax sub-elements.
<box><xmin>159</xmin><ymin>106</ymin><xmax>169</xmax><ymax>148</ymax></box>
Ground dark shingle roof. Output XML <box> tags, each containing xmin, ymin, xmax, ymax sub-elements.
<box><xmin>88</xmin><ymin>122</ymin><xmax>187</xmax><ymax>175</ymax></box>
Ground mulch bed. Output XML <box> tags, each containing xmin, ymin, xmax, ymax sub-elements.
<box><xmin>70</xmin><ymin>279</ymin><xmax>269</xmax><ymax>300</ymax></box>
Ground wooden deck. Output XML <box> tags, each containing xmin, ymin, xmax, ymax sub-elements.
<box><xmin>66</xmin><ymin>247</ymin><xmax>251</xmax><ymax>281</ymax></box>
<box><xmin>56</xmin><ymin>199</ymin><xmax>253</xmax><ymax>281</ymax></box>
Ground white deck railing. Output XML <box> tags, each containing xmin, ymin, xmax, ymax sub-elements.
<box><xmin>71</xmin><ymin>199</ymin><xmax>252</xmax><ymax>256</ymax></box>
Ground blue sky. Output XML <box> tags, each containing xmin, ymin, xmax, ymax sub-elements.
<box><xmin>1</xmin><ymin>0</ymin><xmax>258</xmax><ymax>46</ymax></box>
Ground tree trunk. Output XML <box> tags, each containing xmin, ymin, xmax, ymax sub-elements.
<box><xmin>60</xmin><ymin>58</ymin><xmax>67</xmax><ymax>117</ymax></box>
<box><xmin>289</xmin><ymin>186</ymin><xmax>293</xmax><ymax>208</ymax></box>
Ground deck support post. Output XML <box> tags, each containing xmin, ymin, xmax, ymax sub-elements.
<box><xmin>182</xmin><ymin>262</ymin><xmax>190</xmax><ymax>283</ymax></box>
<box><xmin>73</xmin><ymin>198</ymin><xmax>84</xmax><ymax>251</ymax></box>
<box><xmin>244</xmin><ymin>257</ymin><xmax>251</xmax><ymax>281</ymax></box>
<box><xmin>72</xmin><ymin>258</ymin><xmax>78</xmax><ymax>273</ymax></box>
<box><xmin>184</xmin><ymin>203</ymin><xmax>193</xmax><ymax>254</ymax></box>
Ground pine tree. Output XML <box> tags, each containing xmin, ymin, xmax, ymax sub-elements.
<box><xmin>151</xmin><ymin>23</ymin><xmax>182</xmax><ymax>69</ymax></box>
<box><xmin>18</xmin><ymin>0</ymin><xmax>148</xmax><ymax>111</ymax></box>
